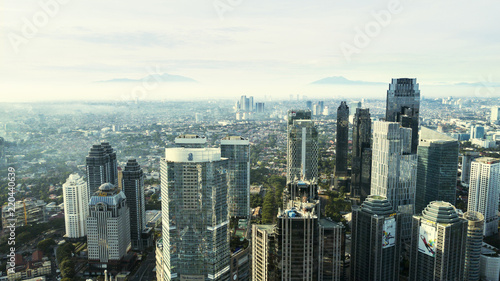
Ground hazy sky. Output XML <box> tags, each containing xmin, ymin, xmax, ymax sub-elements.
<box><xmin>1</xmin><ymin>0</ymin><xmax>500</xmax><ymax>102</ymax></box>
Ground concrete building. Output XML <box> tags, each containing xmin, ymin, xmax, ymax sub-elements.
<box><xmin>370</xmin><ymin>121</ymin><xmax>417</xmax><ymax>240</ymax></box>
<box><xmin>87</xmin><ymin>183</ymin><xmax>131</xmax><ymax>268</ymax></box>
<box><xmin>351</xmin><ymin>195</ymin><xmax>401</xmax><ymax>281</ymax></box>
<box><xmin>467</xmin><ymin>157</ymin><xmax>500</xmax><ymax>236</ymax></box>
<box><xmin>63</xmin><ymin>174</ymin><xmax>88</xmax><ymax>239</ymax></box>
<box><xmin>461</xmin><ymin>151</ymin><xmax>481</xmax><ymax>185</ymax></box>
<box><xmin>2</xmin><ymin>199</ymin><xmax>46</xmax><ymax>229</ymax></box>
<box><xmin>385</xmin><ymin>78</ymin><xmax>420</xmax><ymax>153</ymax></box>
<box><xmin>159</xmin><ymin>147</ymin><xmax>230</xmax><ymax>280</ymax></box>
<box><xmin>351</xmin><ymin>108</ymin><xmax>371</xmax><ymax>201</ymax></box>
<box><xmin>415</xmin><ymin>127</ymin><xmax>459</xmax><ymax>213</ymax></box>
<box><xmin>174</xmin><ymin>134</ymin><xmax>207</xmax><ymax>148</ymax></box>
<box><xmin>251</xmin><ymin>224</ymin><xmax>275</xmax><ymax>281</ymax></box>
<box><xmin>471</xmin><ymin>125</ymin><xmax>485</xmax><ymax>139</ymax></box>
<box><xmin>480</xmin><ymin>243</ymin><xmax>500</xmax><ymax>281</ymax></box>
<box><xmin>221</xmin><ymin>136</ymin><xmax>250</xmax><ymax>219</ymax></box>
<box><xmin>286</xmin><ymin>110</ymin><xmax>318</xmax><ymax>183</ymax></box>
<box><xmin>122</xmin><ymin>159</ymin><xmax>146</xmax><ymax>251</ymax></box>
<box><xmin>491</xmin><ymin>107</ymin><xmax>500</xmax><ymax>125</ymax></box>
<box><xmin>463</xmin><ymin>211</ymin><xmax>484</xmax><ymax>281</ymax></box>
<box><xmin>409</xmin><ymin>201</ymin><xmax>467</xmax><ymax>281</ymax></box>
<box><xmin>335</xmin><ymin>101</ymin><xmax>349</xmax><ymax>179</ymax></box>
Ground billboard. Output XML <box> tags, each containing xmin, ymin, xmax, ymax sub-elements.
<box><xmin>382</xmin><ymin>217</ymin><xmax>396</xmax><ymax>248</ymax></box>
<box><xmin>418</xmin><ymin>223</ymin><xmax>437</xmax><ymax>257</ymax></box>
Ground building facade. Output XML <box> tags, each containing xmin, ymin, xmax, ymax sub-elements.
<box><xmin>467</xmin><ymin>157</ymin><xmax>500</xmax><ymax>236</ymax></box>
<box><xmin>87</xmin><ymin>183</ymin><xmax>131</xmax><ymax>266</ymax></box>
<box><xmin>335</xmin><ymin>101</ymin><xmax>349</xmax><ymax>178</ymax></box>
<box><xmin>463</xmin><ymin>211</ymin><xmax>484</xmax><ymax>281</ymax></box>
<box><xmin>370</xmin><ymin>121</ymin><xmax>417</xmax><ymax>240</ymax></box>
<box><xmin>415</xmin><ymin>127</ymin><xmax>459</xmax><ymax>213</ymax></box>
<box><xmin>351</xmin><ymin>108</ymin><xmax>371</xmax><ymax>201</ymax></box>
<box><xmin>461</xmin><ymin>152</ymin><xmax>481</xmax><ymax>185</ymax></box>
<box><xmin>86</xmin><ymin>142</ymin><xmax>118</xmax><ymax>196</ymax></box>
<box><xmin>221</xmin><ymin>136</ymin><xmax>250</xmax><ymax>219</ymax></box>
<box><xmin>159</xmin><ymin>147</ymin><xmax>230</xmax><ymax>281</ymax></box>
<box><xmin>351</xmin><ymin>195</ymin><xmax>401</xmax><ymax>281</ymax></box>
<box><xmin>122</xmin><ymin>159</ymin><xmax>146</xmax><ymax>251</ymax></box>
<box><xmin>385</xmin><ymin>78</ymin><xmax>420</xmax><ymax>153</ymax></box>
<box><xmin>286</xmin><ymin>110</ymin><xmax>318</xmax><ymax>182</ymax></box>
<box><xmin>409</xmin><ymin>201</ymin><xmax>467</xmax><ymax>281</ymax></box>
<box><xmin>252</xmin><ymin>224</ymin><xmax>276</xmax><ymax>281</ymax></box>
<box><xmin>63</xmin><ymin>174</ymin><xmax>88</xmax><ymax>239</ymax></box>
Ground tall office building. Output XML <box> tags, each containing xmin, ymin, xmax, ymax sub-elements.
<box><xmin>409</xmin><ymin>201</ymin><xmax>467</xmax><ymax>281</ymax></box>
<box><xmin>467</xmin><ymin>157</ymin><xmax>500</xmax><ymax>236</ymax></box>
<box><xmin>221</xmin><ymin>136</ymin><xmax>250</xmax><ymax>219</ymax></box>
<box><xmin>335</xmin><ymin>101</ymin><xmax>349</xmax><ymax>177</ymax></box>
<box><xmin>86</xmin><ymin>142</ymin><xmax>118</xmax><ymax>196</ymax></box>
<box><xmin>306</xmin><ymin>101</ymin><xmax>313</xmax><ymax>111</ymax></box>
<box><xmin>351</xmin><ymin>195</ymin><xmax>401</xmax><ymax>281</ymax></box>
<box><xmin>159</xmin><ymin>147</ymin><xmax>230</xmax><ymax>280</ymax></box>
<box><xmin>275</xmin><ymin>198</ymin><xmax>319</xmax><ymax>280</ymax></box>
<box><xmin>463</xmin><ymin>211</ymin><xmax>484</xmax><ymax>281</ymax></box>
<box><xmin>318</xmin><ymin>219</ymin><xmax>345</xmax><ymax>281</ymax></box>
<box><xmin>491</xmin><ymin>107</ymin><xmax>500</xmax><ymax>125</ymax></box>
<box><xmin>471</xmin><ymin>125</ymin><xmax>485</xmax><ymax>139</ymax></box>
<box><xmin>87</xmin><ymin>183</ymin><xmax>131</xmax><ymax>267</ymax></box>
<box><xmin>461</xmin><ymin>152</ymin><xmax>481</xmax><ymax>185</ymax></box>
<box><xmin>385</xmin><ymin>78</ymin><xmax>420</xmax><ymax>153</ymax></box>
<box><xmin>252</xmin><ymin>224</ymin><xmax>276</xmax><ymax>281</ymax></box>
<box><xmin>415</xmin><ymin>127</ymin><xmax>459</xmax><ymax>213</ymax></box>
<box><xmin>351</xmin><ymin>108</ymin><xmax>371</xmax><ymax>200</ymax></box>
<box><xmin>286</xmin><ymin>110</ymin><xmax>318</xmax><ymax>182</ymax></box>
<box><xmin>122</xmin><ymin>159</ymin><xmax>146</xmax><ymax>251</ymax></box>
<box><xmin>255</xmin><ymin>102</ymin><xmax>265</xmax><ymax>113</ymax></box>
<box><xmin>371</xmin><ymin>121</ymin><xmax>417</xmax><ymax>240</ymax></box>
<box><xmin>63</xmin><ymin>174</ymin><xmax>89</xmax><ymax>239</ymax></box>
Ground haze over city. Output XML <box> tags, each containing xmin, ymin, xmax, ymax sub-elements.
<box><xmin>2</xmin><ymin>0</ymin><xmax>500</xmax><ymax>102</ymax></box>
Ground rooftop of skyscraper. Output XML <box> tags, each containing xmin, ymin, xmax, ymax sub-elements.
<box><xmin>474</xmin><ymin>157</ymin><xmax>500</xmax><ymax>165</ymax></box>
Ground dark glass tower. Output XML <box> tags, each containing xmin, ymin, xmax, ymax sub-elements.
<box><xmin>351</xmin><ymin>108</ymin><xmax>371</xmax><ymax>201</ymax></box>
<box><xmin>221</xmin><ymin>136</ymin><xmax>250</xmax><ymax>219</ymax></box>
<box><xmin>122</xmin><ymin>159</ymin><xmax>146</xmax><ymax>251</ymax></box>
<box><xmin>386</xmin><ymin>78</ymin><xmax>420</xmax><ymax>153</ymax></box>
<box><xmin>415</xmin><ymin>127</ymin><xmax>459</xmax><ymax>214</ymax></box>
<box><xmin>351</xmin><ymin>195</ymin><xmax>401</xmax><ymax>281</ymax></box>
<box><xmin>86</xmin><ymin>142</ymin><xmax>118</xmax><ymax>196</ymax></box>
<box><xmin>335</xmin><ymin>101</ymin><xmax>349</xmax><ymax>177</ymax></box>
<box><xmin>409</xmin><ymin>201</ymin><xmax>467</xmax><ymax>281</ymax></box>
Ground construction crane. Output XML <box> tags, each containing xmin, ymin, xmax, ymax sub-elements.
<box><xmin>23</xmin><ymin>198</ymin><xmax>27</xmax><ymax>225</ymax></box>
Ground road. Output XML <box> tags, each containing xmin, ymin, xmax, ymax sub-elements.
<box><xmin>130</xmin><ymin>251</ymin><xmax>156</xmax><ymax>281</ymax></box>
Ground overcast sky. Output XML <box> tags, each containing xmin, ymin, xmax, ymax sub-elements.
<box><xmin>1</xmin><ymin>0</ymin><xmax>500</xmax><ymax>102</ymax></box>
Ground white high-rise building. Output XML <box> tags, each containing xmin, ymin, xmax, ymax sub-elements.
<box><xmin>87</xmin><ymin>183</ymin><xmax>131</xmax><ymax>265</ymax></box>
<box><xmin>371</xmin><ymin>121</ymin><xmax>417</xmax><ymax>240</ymax></box>
<box><xmin>467</xmin><ymin>157</ymin><xmax>500</xmax><ymax>236</ymax></box>
<box><xmin>63</xmin><ymin>174</ymin><xmax>89</xmax><ymax>239</ymax></box>
<box><xmin>491</xmin><ymin>107</ymin><xmax>500</xmax><ymax>125</ymax></box>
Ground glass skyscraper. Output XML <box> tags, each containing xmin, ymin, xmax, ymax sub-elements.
<box><xmin>159</xmin><ymin>147</ymin><xmax>230</xmax><ymax>281</ymax></box>
<box><xmin>221</xmin><ymin>136</ymin><xmax>250</xmax><ymax>219</ymax></box>
<box><xmin>415</xmin><ymin>127</ymin><xmax>459</xmax><ymax>214</ymax></box>
<box><xmin>335</xmin><ymin>101</ymin><xmax>349</xmax><ymax>177</ymax></box>
<box><xmin>286</xmin><ymin>109</ymin><xmax>318</xmax><ymax>183</ymax></box>
<box><xmin>386</xmin><ymin>78</ymin><xmax>420</xmax><ymax>153</ymax></box>
<box><xmin>122</xmin><ymin>159</ymin><xmax>146</xmax><ymax>251</ymax></box>
<box><xmin>351</xmin><ymin>107</ymin><xmax>371</xmax><ymax>201</ymax></box>
<box><xmin>86</xmin><ymin>142</ymin><xmax>118</xmax><ymax>196</ymax></box>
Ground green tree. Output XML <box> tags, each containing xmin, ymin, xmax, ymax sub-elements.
<box><xmin>261</xmin><ymin>189</ymin><xmax>276</xmax><ymax>223</ymax></box>
<box><xmin>37</xmin><ymin>238</ymin><xmax>56</xmax><ymax>253</ymax></box>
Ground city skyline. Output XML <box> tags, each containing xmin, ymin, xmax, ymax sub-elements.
<box><xmin>2</xmin><ymin>1</ymin><xmax>500</xmax><ymax>102</ymax></box>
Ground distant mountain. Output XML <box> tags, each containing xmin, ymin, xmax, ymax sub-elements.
<box><xmin>97</xmin><ymin>73</ymin><xmax>198</xmax><ymax>83</ymax></box>
<box><xmin>310</xmin><ymin>76</ymin><xmax>385</xmax><ymax>85</ymax></box>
